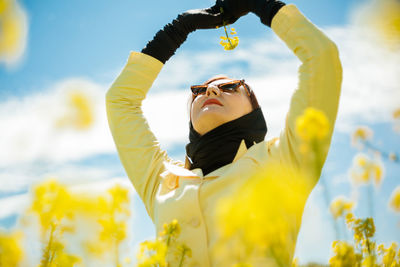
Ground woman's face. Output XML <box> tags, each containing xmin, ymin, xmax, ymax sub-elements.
<box><xmin>190</xmin><ymin>78</ymin><xmax>253</xmax><ymax>135</ymax></box>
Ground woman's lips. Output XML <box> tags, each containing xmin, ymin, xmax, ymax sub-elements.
<box><xmin>202</xmin><ymin>99</ymin><xmax>223</xmax><ymax>108</ymax></box>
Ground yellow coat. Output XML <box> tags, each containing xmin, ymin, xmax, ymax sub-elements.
<box><xmin>106</xmin><ymin>4</ymin><xmax>342</xmax><ymax>267</ymax></box>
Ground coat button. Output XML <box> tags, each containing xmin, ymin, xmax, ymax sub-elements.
<box><xmin>189</xmin><ymin>217</ymin><xmax>200</xmax><ymax>228</ymax></box>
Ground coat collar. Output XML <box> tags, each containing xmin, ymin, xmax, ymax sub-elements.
<box><xmin>160</xmin><ymin>139</ymin><xmax>251</xmax><ymax>191</ymax></box>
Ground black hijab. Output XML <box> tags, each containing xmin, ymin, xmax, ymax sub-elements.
<box><xmin>185</xmin><ymin>107</ymin><xmax>267</xmax><ymax>176</ymax></box>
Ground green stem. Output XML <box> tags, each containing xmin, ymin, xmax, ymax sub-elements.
<box><xmin>223</xmin><ymin>24</ymin><xmax>233</xmax><ymax>47</ymax></box>
<box><xmin>367</xmin><ymin>184</ymin><xmax>374</xmax><ymax>219</ymax></box>
<box><xmin>178</xmin><ymin>249</ymin><xmax>186</xmax><ymax>267</ymax></box>
<box><xmin>42</xmin><ymin>223</ymin><xmax>57</xmax><ymax>267</ymax></box>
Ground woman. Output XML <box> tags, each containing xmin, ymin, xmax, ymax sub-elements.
<box><xmin>106</xmin><ymin>0</ymin><xmax>342</xmax><ymax>266</ymax></box>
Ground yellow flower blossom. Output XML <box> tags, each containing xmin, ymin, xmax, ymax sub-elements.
<box><xmin>56</xmin><ymin>90</ymin><xmax>94</xmax><ymax>130</ymax></box>
<box><xmin>359</xmin><ymin>0</ymin><xmax>400</xmax><ymax>50</ymax></box>
<box><xmin>218</xmin><ymin>7</ymin><xmax>239</xmax><ymax>51</ymax></box>
<box><xmin>159</xmin><ymin>219</ymin><xmax>181</xmax><ymax>246</ymax></box>
<box><xmin>214</xmin><ymin>162</ymin><xmax>313</xmax><ymax>266</ymax></box>
<box><xmin>0</xmin><ymin>229</ymin><xmax>24</xmax><ymax>267</ymax></box>
<box><xmin>378</xmin><ymin>242</ymin><xmax>399</xmax><ymax>266</ymax></box>
<box><xmin>351</xmin><ymin>126</ymin><xmax>374</xmax><ymax>149</ymax></box>
<box><xmin>329</xmin><ymin>241</ymin><xmax>361</xmax><ymax>267</ymax></box>
<box><xmin>330</xmin><ymin>196</ymin><xmax>355</xmax><ymax>219</ymax></box>
<box><xmin>30</xmin><ymin>179</ymin><xmax>75</xmax><ymax>234</ymax></box>
<box><xmin>137</xmin><ymin>239</ymin><xmax>168</xmax><ymax>267</ymax></box>
<box><xmin>349</xmin><ymin>153</ymin><xmax>385</xmax><ymax>187</ymax></box>
<box><xmin>394</xmin><ymin>108</ymin><xmax>400</xmax><ymax>119</ymax></box>
<box><xmin>389</xmin><ymin>186</ymin><xmax>400</xmax><ymax>213</ymax></box>
<box><xmin>220</xmin><ymin>35</ymin><xmax>239</xmax><ymax>50</ymax></box>
<box><xmin>84</xmin><ymin>184</ymin><xmax>130</xmax><ymax>265</ymax></box>
<box><xmin>0</xmin><ymin>0</ymin><xmax>28</xmax><ymax>66</ymax></box>
<box><xmin>295</xmin><ymin>107</ymin><xmax>330</xmax><ymax>142</ymax></box>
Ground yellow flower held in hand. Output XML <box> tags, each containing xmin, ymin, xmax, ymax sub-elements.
<box><xmin>218</xmin><ymin>8</ymin><xmax>239</xmax><ymax>51</ymax></box>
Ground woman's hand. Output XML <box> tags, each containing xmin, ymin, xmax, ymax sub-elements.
<box><xmin>216</xmin><ymin>0</ymin><xmax>286</xmax><ymax>27</ymax></box>
<box><xmin>178</xmin><ymin>5</ymin><xmax>224</xmax><ymax>31</ymax></box>
<box><xmin>216</xmin><ymin>0</ymin><xmax>252</xmax><ymax>25</ymax></box>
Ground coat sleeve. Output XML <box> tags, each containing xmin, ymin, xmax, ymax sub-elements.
<box><xmin>268</xmin><ymin>4</ymin><xmax>343</xmax><ymax>181</ymax></box>
<box><xmin>105</xmin><ymin>51</ymin><xmax>170</xmax><ymax>222</ymax></box>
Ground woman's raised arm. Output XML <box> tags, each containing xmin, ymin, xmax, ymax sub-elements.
<box><xmin>268</xmin><ymin>4</ymin><xmax>343</xmax><ymax>183</ymax></box>
<box><xmin>218</xmin><ymin>0</ymin><xmax>342</xmax><ymax>183</ymax></box>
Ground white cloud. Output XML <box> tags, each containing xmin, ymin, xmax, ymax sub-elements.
<box><xmin>0</xmin><ymin>78</ymin><xmax>114</xmax><ymax>167</ymax></box>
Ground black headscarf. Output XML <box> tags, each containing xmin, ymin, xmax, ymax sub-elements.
<box><xmin>185</xmin><ymin>107</ymin><xmax>267</xmax><ymax>176</ymax></box>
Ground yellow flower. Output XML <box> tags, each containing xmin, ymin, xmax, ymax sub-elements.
<box><xmin>378</xmin><ymin>242</ymin><xmax>399</xmax><ymax>266</ymax></box>
<box><xmin>360</xmin><ymin>0</ymin><xmax>400</xmax><ymax>49</ymax></box>
<box><xmin>220</xmin><ymin>25</ymin><xmax>239</xmax><ymax>50</ymax></box>
<box><xmin>351</xmin><ymin>126</ymin><xmax>374</xmax><ymax>149</ymax></box>
<box><xmin>159</xmin><ymin>219</ymin><xmax>181</xmax><ymax>241</ymax></box>
<box><xmin>349</xmin><ymin>153</ymin><xmax>385</xmax><ymax>187</ymax></box>
<box><xmin>30</xmin><ymin>179</ymin><xmax>74</xmax><ymax>234</ymax></box>
<box><xmin>394</xmin><ymin>108</ymin><xmax>400</xmax><ymax>119</ymax></box>
<box><xmin>330</xmin><ymin>196</ymin><xmax>355</xmax><ymax>219</ymax></box>
<box><xmin>84</xmin><ymin>184</ymin><xmax>130</xmax><ymax>263</ymax></box>
<box><xmin>136</xmin><ymin>239</ymin><xmax>167</xmax><ymax>267</ymax></box>
<box><xmin>220</xmin><ymin>35</ymin><xmax>239</xmax><ymax>50</ymax></box>
<box><xmin>214</xmin><ymin>162</ymin><xmax>313</xmax><ymax>266</ymax></box>
<box><xmin>0</xmin><ymin>0</ymin><xmax>28</xmax><ymax>66</ymax></box>
<box><xmin>329</xmin><ymin>241</ymin><xmax>360</xmax><ymax>267</ymax></box>
<box><xmin>389</xmin><ymin>186</ymin><xmax>400</xmax><ymax>213</ymax></box>
<box><xmin>295</xmin><ymin>107</ymin><xmax>330</xmax><ymax>142</ymax></box>
<box><xmin>56</xmin><ymin>90</ymin><xmax>94</xmax><ymax>130</ymax></box>
<box><xmin>0</xmin><ymin>230</ymin><xmax>24</xmax><ymax>267</ymax></box>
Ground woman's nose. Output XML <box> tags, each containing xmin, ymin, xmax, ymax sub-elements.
<box><xmin>205</xmin><ymin>84</ymin><xmax>221</xmax><ymax>96</ymax></box>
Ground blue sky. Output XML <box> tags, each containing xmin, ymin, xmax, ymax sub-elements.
<box><xmin>1</xmin><ymin>0</ymin><xmax>400</xmax><ymax>265</ymax></box>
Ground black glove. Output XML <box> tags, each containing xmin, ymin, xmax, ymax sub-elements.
<box><xmin>142</xmin><ymin>5</ymin><xmax>224</xmax><ymax>64</ymax></box>
<box><xmin>216</xmin><ymin>0</ymin><xmax>286</xmax><ymax>27</ymax></box>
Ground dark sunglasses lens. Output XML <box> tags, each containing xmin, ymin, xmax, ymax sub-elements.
<box><xmin>220</xmin><ymin>82</ymin><xmax>240</xmax><ymax>91</ymax></box>
<box><xmin>192</xmin><ymin>86</ymin><xmax>207</xmax><ymax>95</ymax></box>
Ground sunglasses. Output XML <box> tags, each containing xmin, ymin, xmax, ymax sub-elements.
<box><xmin>190</xmin><ymin>79</ymin><xmax>251</xmax><ymax>97</ymax></box>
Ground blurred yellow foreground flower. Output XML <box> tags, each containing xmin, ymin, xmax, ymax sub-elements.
<box><xmin>389</xmin><ymin>186</ymin><xmax>400</xmax><ymax>213</ymax></box>
<box><xmin>0</xmin><ymin>230</ymin><xmax>24</xmax><ymax>267</ymax></box>
<box><xmin>295</xmin><ymin>107</ymin><xmax>330</xmax><ymax>142</ymax></box>
<box><xmin>0</xmin><ymin>0</ymin><xmax>28</xmax><ymax>66</ymax></box>
<box><xmin>214</xmin><ymin>162</ymin><xmax>313</xmax><ymax>266</ymax></box>
<box><xmin>362</xmin><ymin>0</ymin><xmax>400</xmax><ymax>50</ymax></box>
